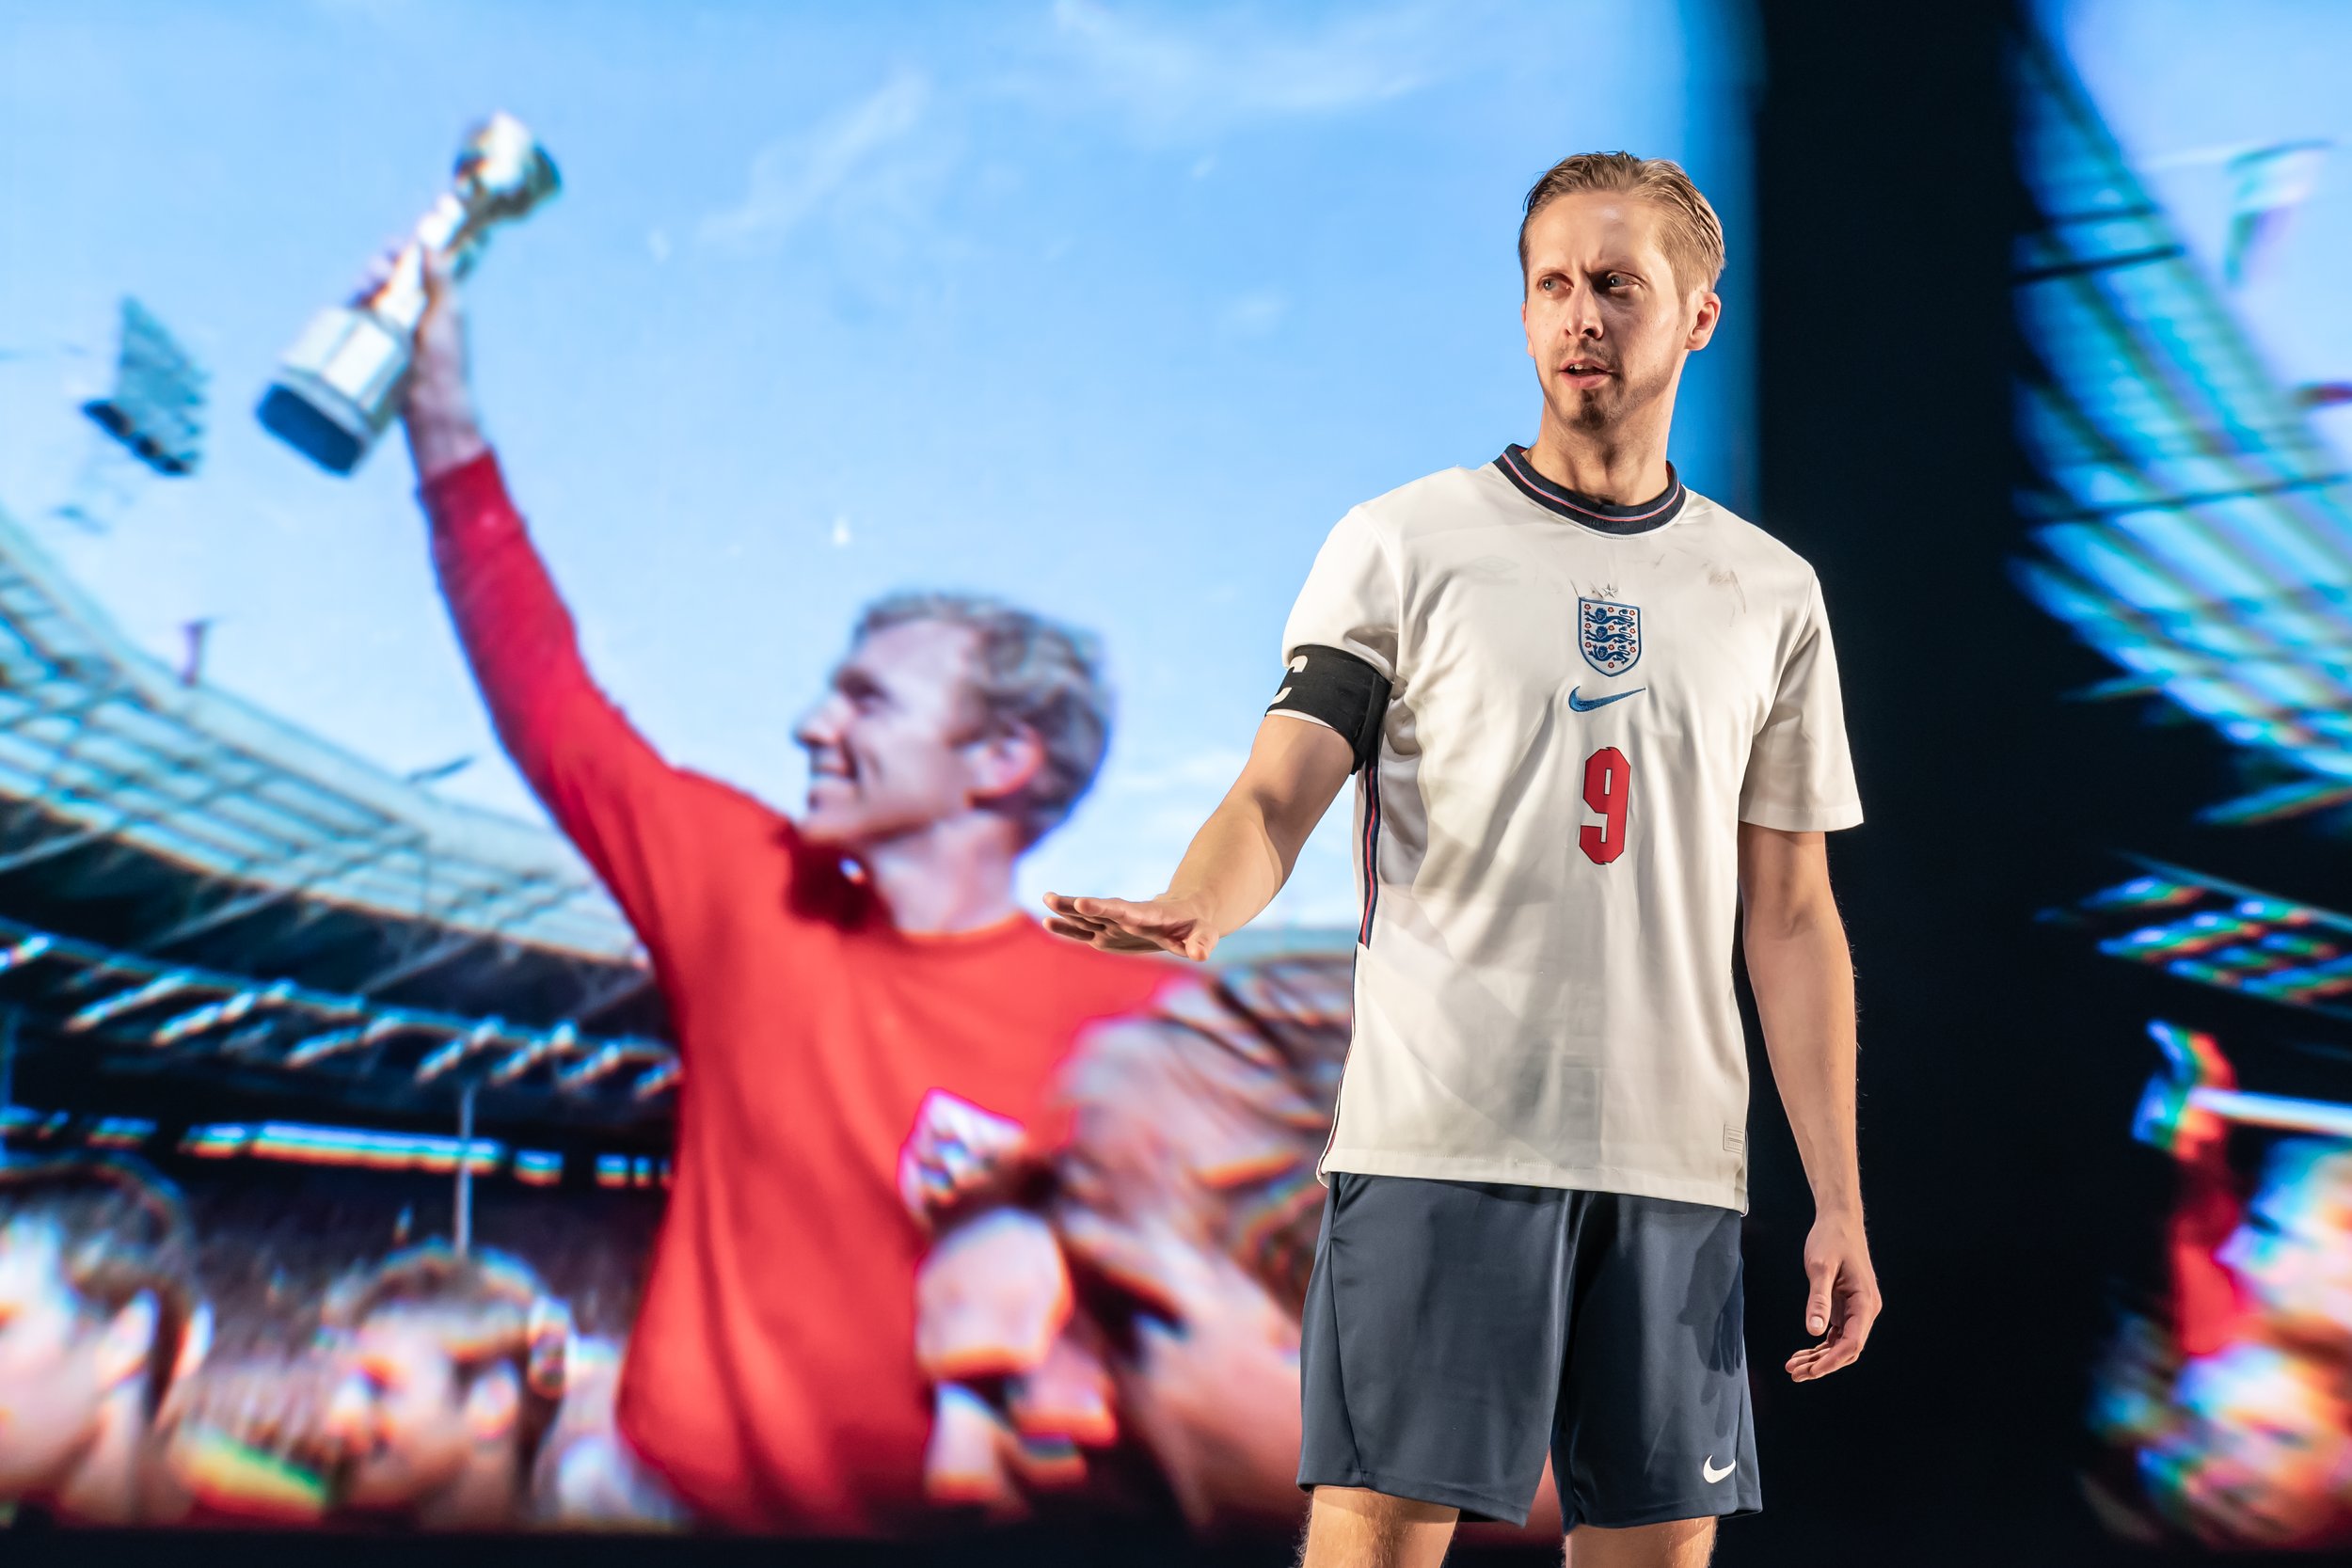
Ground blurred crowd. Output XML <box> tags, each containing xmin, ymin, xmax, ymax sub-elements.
<box><xmin>2090</xmin><ymin>1128</ymin><xmax>2352</xmax><ymax>1551</ymax></box>
<box><xmin>0</xmin><ymin>1156</ymin><xmax>682</xmax><ymax>1530</ymax></box>
<box><xmin>0</xmin><ymin>953</ymin><xmax>1576</xmax><ymax>1541</ymax></box>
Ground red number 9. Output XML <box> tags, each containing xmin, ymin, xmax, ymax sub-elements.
<box><xmin>1580</xmin><ymin>746</ymin><xmax>1630</xmax><ymax>865</ymax></box>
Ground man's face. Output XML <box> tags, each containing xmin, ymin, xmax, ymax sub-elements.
<box><xmin>794</xmin><ymin>620</ymin><xmax>1031</xmax><ymax>853</ymax></box>
<box><xmin>1519</xmin><ymin>191</ymin><xmax>1717</xmax><ymax>442</ymax></box>
<box><xmin>2218</xmin><ymin>1159</ymin><xmax>2352</xmax><ymax>1354</ymax></box>
<box><xmin>324</xmin><ymin>1313</ymin><xmax>485</xmax><ymax>1514</ymax></box>
<box><xmin>0</xmin><ymin>1222</ymin><xmax>111</xmax><ymax>1498</ymax></box>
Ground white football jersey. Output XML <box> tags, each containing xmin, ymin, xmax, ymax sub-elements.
<box><xmin>1278</xmin><ymin>448</ymin><xmax>1863</xmax><ymax>1212</ymax></box>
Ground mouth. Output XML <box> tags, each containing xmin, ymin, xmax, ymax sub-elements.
<box><xmin>807</xmin><ymin>751</ymin><xmax>857</xmax><ymax>791</ymax></box>
<box><xmin>1558</xmin><ymin>361</ymin><xmax>1613</xmax><ymax>388</ymax></box>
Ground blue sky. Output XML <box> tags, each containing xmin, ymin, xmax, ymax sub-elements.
<box><xmin>2052</xmin><ymin>0</ymin><xmax>2352</xmax><ymax>451</ymax></box>
<box><xmin>0</xmin><ymin>0</ymin><xmax>1754</xmax><ymax>928</ymax></box>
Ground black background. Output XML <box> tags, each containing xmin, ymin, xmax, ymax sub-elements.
<box><xmin>18</xmin><ymin>1</ymin><xmax>2311</xmax><ymax>1564</ymax></box>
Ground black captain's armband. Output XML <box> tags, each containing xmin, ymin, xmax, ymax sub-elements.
<box><xmin>1266</xmin><ymin>644</ymin><xmax>1391</xmax><ymax>772</ymax></box>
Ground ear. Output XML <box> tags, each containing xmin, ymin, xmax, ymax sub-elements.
<box><xmin>95</xmin><ymin>1291</ymin><xmax>160</xmax><ymax>1395</ymax></box>
<box><xmin>463</xmin><ymin>1363</ymin><xmax>521</xmax><ymax>1446</ymax></box>
<box><xmin>963</xmin><ymin>723</ymin><xmax>1046</xmax><ymax>805</ymax></box>
<box><xmin>1684</xmin><ymin>290</ymin><xmax>1723</xmax><ymax>353</ymax></box>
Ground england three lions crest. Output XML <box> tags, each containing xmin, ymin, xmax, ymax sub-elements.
<box><xmin>1578</xmin><ymin>596</ymin><xmax>1641</xmax><ymax>676</ymax></box>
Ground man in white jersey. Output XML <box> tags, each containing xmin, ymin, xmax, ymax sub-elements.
<box><xmin>1045</xmin><ymin>151</ymin><xmax>1880</xmax><ymax>1568</ymax></box>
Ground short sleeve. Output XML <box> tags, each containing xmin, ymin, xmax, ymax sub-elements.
<box><xmin>1739</xmin><ymin>575</ymin><xmax>1864</xmax><ymax>832</ymax></box>
<box><xmin>1279</xmin><ymin>506</ymin><xmax>1402</xmax><ymax>685</ymax></box>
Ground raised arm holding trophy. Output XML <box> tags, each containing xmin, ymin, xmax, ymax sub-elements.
<box><xmin>257</xmin><ymin>112</ymin><xmax>557</xmax><ymax>475</ymax></box>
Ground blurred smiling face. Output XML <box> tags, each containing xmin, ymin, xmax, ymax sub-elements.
<box><xmin>2157</xmin><ymin>1344</ymin><xmax>2352</xmax><ymax>1549</ymax></box>
<box><xmin>793</xmin><ymin>620</ymin><xmax>1022</xmax><ymax>852</ymax></box>
<box><xmin>1520</xmin><ymin>191</ymin><xmax>1717</xmax><ymax>441</ymax></box>
<box><xmin>0</xmin><ymin>1220</ymin><xmax>109</xmax><ymax>1498</ymax></box>
<box><xmin>2218</xmin><ymin>1157</ymin><xmax>2352</xmax><ymax>1353</ymax></box>
<box><xmin>324</xmin><ymin>1313</ymin><xmax>486</xmax><ymax>1513</ymax></box>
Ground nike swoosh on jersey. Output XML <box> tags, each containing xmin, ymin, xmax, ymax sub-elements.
<box><xmin>1702</xmin><ymin>1456</ymin><xmax>1735</xmax><ymax>1484</ymax></box>
<box><xmin>1566</xmin><ymin>686</ymin><xmax>1646</xmax><ymax>712</ymax></box>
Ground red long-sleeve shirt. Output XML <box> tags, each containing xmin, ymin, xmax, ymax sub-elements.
<box><xmin>421</xmin><ymin>452</ymin><xmax>1172</xmax><ymax>1533</ymax></box>
<box><xmin>2168</xmin><ymin>1145</ymin><xmax>2250</xmax><ymax>1359</ymax></box>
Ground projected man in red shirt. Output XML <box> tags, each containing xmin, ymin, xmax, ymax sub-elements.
<box><xmin>391</xmin><ymin>252</ymin><xmax>1172</xmax><ymax>1534</ymax></box>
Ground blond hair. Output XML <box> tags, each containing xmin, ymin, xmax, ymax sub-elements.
<box><xmin>1518</xmin><ymin>151</ymin><xmax>1725</xmax><ymax>297</ymax></box>
<box><xmin>854</xmin><ymin>592</ymin><xmax>1112</xmax><ymax>848</ymax></box>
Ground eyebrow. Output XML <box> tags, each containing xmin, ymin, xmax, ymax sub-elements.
<box><xmin>832</xmin><ymin>665</ymin><xmax>890</xmax><ymax>701</ymax></box>
<box><xmin>1531</xmin><ymin>261</ymin><xmax>1646</xmax><ymax>281</ymax></box>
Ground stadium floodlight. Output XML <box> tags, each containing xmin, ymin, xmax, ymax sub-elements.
<box><xmin>81</xmin><ymin>297</ymin><xmax>208</xmax><ymax>477</ymax></box>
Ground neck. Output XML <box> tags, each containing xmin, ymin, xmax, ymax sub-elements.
<box><xmin>854</xmin><ymin>813</ymin><xmax>1025</xmax><ymax>935</ymax></box>
<box><xmin>46</xmin><ymin>1395</ymin><xmax>147</xmax><ymax>1526</ymax></box>
<box><xmin>1526</xmin><ymin>392</ymin><xmax>1677</xmax><ymax>504</ymax></box>
<box><xmin>416</xmin><ymin>1452</ymin><xmax>523</xmax><ymax>1530</ymax></box>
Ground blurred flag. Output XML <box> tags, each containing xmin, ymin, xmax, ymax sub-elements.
<box><xmin>2224</xmin><ymin>139</ymin><xmax>2330</xmax><ymax>286</ymax></box>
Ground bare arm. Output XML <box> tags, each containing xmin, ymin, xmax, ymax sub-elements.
<box><xmin>1044</xmin><ymin>715</ymin><xmax>1355</xmax><ymax>960</ymax></box>
<box><xmin>1738</xmin><ymin>821</ymin><xmax>1882</xmax><ymax>1381</ymax></box>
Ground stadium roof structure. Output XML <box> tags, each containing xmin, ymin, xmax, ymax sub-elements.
<box><xmin>2044</xmin><ymin>860</ymin><xmax>2352</xmax><ymax>1023</ymax></box>
<box><xmin>2012</xmin><ymin>28</ymin><xmax>2352</xmax><ymax>828</ymax></box>
<box><xmin>0</xmin><ymin>491</ymin><xmax>674</xmax><ymax>1131</ymax></box>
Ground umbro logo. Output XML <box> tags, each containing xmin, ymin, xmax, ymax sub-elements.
<box><xmin>1702</xmin><ymin>1456</ymin><xmax>1735</xmax><ymax>1484</ymax></box>
<box><xmin>1567</xmin><ymin>686</ymin><xmax>1645</xmax><ymax>712</ymax></box>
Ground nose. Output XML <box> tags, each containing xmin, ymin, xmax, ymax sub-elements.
<box><xmin>322</xmin><ymin>1376</ymin><xmax>369</xmax><ymax>1446</ymax></box>
<box><xmin>1563</xmin><ymin>280</ymin><xmax>1604</xmax><ymax>341</ymax></box>
<box><xmin>795</xmin><ymin>694</ymin><xmax>846</xmax><ymax>749</ymax></box>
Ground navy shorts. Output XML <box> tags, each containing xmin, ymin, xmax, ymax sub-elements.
<box><xmin>1296</xmin><ymin>1171</ymin><xmax>1761</xmax><ymax>1529</ymax></box>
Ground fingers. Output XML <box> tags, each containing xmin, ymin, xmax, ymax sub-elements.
<box><xmin>1785</xmin><ymin>1273</ymin><xmax>1882</xmax><ymax>1382</ymax></box>
<box><xmin>1041</xmin><ymin>894</ymin><xmax>1110</xmax><ymax>930</ymax></box>
<box><xmin>355</xmin><ymin>253</ymin><xmax>397</xmax><ymax>300</ymax></box>
<box><xmin>898</xmin><ymin>1093</ymin><xmax>1030</xmax><ymax>1223</ymax></box>
<box><xmin>1042</xmin><ymin>915</ymin><xmax>1159</xmax><ymax>953</ymax></box>
<box><xmin>1804</xmin><ymin>1259</ymin><xmax>1834</xmax><ymax>1339</ymax></box>
<box><xmin>1042</xmin><ymin>893</ymin><xmax>1140</xmax><ymax>927</ymax></box>
<box><xmin>1041</xmin><ymin>894</ymin><xmax>1194</xmax><ymax>954</ymax></box>
<box><xmin>1785</xmin><ymin>1325</ymin><xmax>1862</xmax><ymax>1380</ymax></box>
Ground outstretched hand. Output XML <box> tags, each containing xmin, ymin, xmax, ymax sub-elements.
<box><xmin>1042</xmin><ymin>893</ymin><xmax>1218</xmax><ymax>962</ymax></box>
<box><xmin>1784</xmin><ymin>1208</ymin><xmax>1881</xmax><ymax>1383</ymax></box>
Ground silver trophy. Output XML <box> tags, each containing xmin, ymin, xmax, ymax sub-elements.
<box><xmin>258</xmin><ymin>113</ymin><xmax>559</xmax><ymax>474</ymax></box>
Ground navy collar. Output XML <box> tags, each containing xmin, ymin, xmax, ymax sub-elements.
<box><xmin>1494</xmin><ymin>445</ymin><xmax>1685</xmax><ymax>534</ymax></box>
